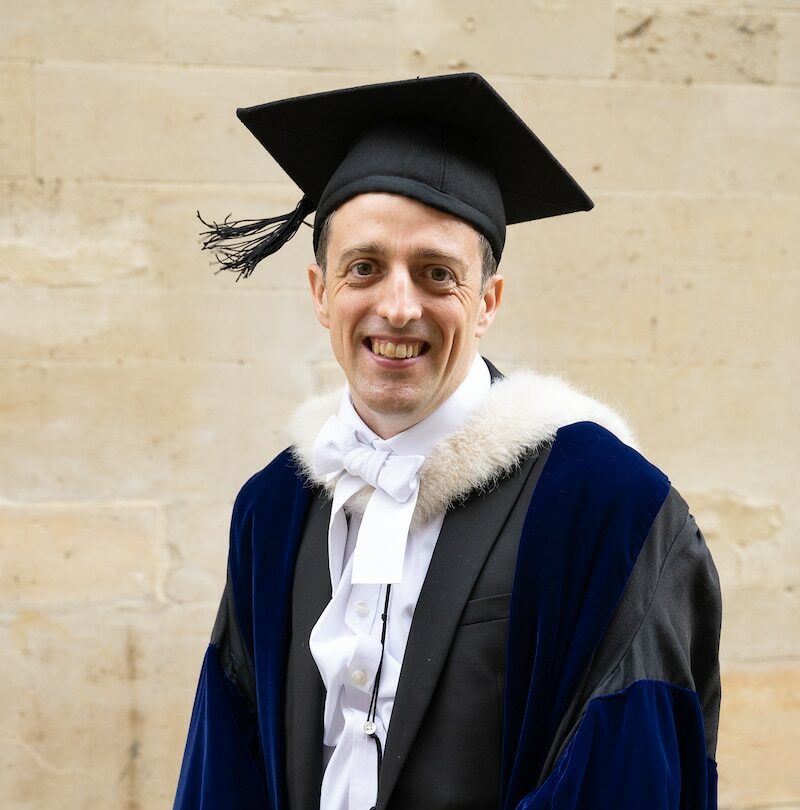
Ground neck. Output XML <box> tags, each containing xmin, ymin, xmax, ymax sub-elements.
<box><xmin>348</xmin><ymin>353</ymin><xmax>482</xmax><ymax>439</ymax></box>
<box><xmin>350</xmin><ymin>403</ymin><xmax>428</xmax><ymax>440</ymax></box>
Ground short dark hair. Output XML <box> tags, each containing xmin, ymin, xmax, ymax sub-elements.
<box><xmin>314</xmin><ymin>210</ymin><xmax>498</xmax><ymax>287</ymax></box>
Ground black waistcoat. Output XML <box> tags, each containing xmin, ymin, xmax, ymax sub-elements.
<box><xmin>284</xmin><ymin>446</ymin><xmax>549</xmax><ymax>810</ymax></box>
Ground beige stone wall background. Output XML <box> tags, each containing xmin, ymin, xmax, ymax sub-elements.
<box><xmin>0</xmin><ymin>0</ymin><xmax>797</xmax><ymax>807</ymax></box>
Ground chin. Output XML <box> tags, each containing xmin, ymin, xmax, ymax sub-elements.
<box><xmin>363</xmin><ymin>393</ymin><xmax>423</xmax><ymax>418</ymax></box>
<box><xmin>355</xmin><ymin>383</ymin><xmax>432</xmax><ymax>421</ymax></box>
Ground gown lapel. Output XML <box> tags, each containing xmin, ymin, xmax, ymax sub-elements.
<box><xmin>376</xmin><ymin>451</ymin><xmax>542</xmax><ymax>808</ymax></box>
<box><xmin>285</xmin><ymin>489</ymin><xmax>331</xmax><ymax>810</ymax></box>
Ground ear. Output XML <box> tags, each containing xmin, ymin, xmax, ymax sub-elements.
<box><xmin>308</xmin><ymin>263</ymin><xmax>330</xmax><ymax>329</ymax></box>
<box><xmin>474</xmin><ymin>274</ymin><xmax>504</xmax><ymax>338</ymax></box>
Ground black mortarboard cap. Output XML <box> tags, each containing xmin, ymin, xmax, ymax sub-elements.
<box><xmin>200</xmin><ymin>73</ymin><xmax>593</xmax><ymax>278</ymax></box>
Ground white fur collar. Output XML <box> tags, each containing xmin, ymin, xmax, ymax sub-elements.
<box><xmin>289</xmin><ymin>368</ymin><xmax>636</xmax><ymax>527</ymax></box>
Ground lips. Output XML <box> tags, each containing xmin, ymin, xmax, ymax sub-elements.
<box><xmin>368</xmin><ymin>338</ymin><xmax>427</xmax><ymax>359</ymax></box>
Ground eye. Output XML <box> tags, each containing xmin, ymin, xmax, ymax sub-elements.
<box><xmin>349</xmin><ymin>260</ymin><xmax>375</xmax><ymax>278</ymax></box>
<box><xmin>427</xmin><ymin>266</ymin><xmax>453</xmax><ymax>283</ymax></box>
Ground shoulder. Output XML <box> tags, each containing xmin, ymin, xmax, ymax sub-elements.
<box><xmin>548</xmin><ymin>420</ymin><xmax>670</xmax><ymax>511</ymax></box>
<box><xmin>231</xmin><ymin>447</ymin><xmax>307</xmax><ymax>528</ymax></box>
<box><xmin>414</xmin><ymin>368</ymin><xmax>641</xmax><ymax>522</ymax></box>
<box><xmin>225</xmin><ymin>449</ymin><xmax>316</xmax><ymax>600</ymax></box>
<box><xmin>516</xmin><ymin>420</ymin><xmax>674</xmax><ymax>578</ymax></box>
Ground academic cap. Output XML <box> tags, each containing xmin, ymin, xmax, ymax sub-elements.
<box><xmin>200</xmin><ymin>73</ymin><xmax>593</xmax><ymax>279</ymax></box>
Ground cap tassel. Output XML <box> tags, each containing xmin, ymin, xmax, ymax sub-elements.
<box><xmin>197</xmin><ymin>195</ymin><xmax>315</xmax><ymax>280</ymax></box>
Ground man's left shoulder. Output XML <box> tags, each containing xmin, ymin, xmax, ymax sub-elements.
<box><xmin>549</xmin><ymin>420</ymin><xmax>673</xmax><ymax>514</ymax></box>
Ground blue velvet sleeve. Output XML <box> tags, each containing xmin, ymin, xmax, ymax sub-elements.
<box><xmin>515</xmin><ymin>680</ymin><xmax>717</xmax><ymax>810</ymax></box>
<box><xmin>173</xmin><ymin>644</ymin><xmax>269</xmax><ymax>810</ymax></box>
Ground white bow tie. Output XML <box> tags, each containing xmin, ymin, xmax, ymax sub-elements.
<box><xmin>312</xmin><ymin>415</ymin><xmax>425</xmax><ymax>585</ymax></box>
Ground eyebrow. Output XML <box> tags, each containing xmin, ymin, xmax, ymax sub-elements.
<box><xmin>337</xmin><ymin>242</ymin><xmax>384</xmax><ymax>265</ymax></box>
<box><xmin>336</xmin><ymin>242</ymin><xmax>470</xmax><ymax>272</ymax></box>
<box><xmin>409</xmin><ymin>246</ymin><xmax>469</xmax><ymax>271</ymax></box>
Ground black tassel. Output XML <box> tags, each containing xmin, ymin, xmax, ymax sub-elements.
<box><xmin>197</xmin><ymin>195</ymin><xmax>315</xmax><ymax>280</ymax></box>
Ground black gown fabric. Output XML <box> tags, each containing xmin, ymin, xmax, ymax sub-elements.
<box><xmin>174</xmin><ymin>421</ymin><xmax>721</xmax><ymax>810</ymax></box>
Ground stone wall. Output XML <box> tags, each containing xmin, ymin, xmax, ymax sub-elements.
<box><xmin>1</xmin><ymin>1</ymin><xmax>797</xmax><ymax>807</ymax></box>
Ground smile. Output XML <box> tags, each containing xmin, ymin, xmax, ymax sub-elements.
<box><xmin>368</xmin><ymin>338</ymin><xmax>427</xmax><ymax>359</ymax></box>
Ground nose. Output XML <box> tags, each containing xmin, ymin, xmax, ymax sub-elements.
<box><xmin>375</xmin><ymin>268</ymin><xmax>422</xmax><ymax>328</ymax></box>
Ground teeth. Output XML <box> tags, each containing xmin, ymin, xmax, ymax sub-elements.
<box><xmin>370</xmin><ymin>339</ymin><xmax>422</xmax><ymax>359</ymax></box>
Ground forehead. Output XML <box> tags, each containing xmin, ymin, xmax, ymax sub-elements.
<box><xmin>325</xmin><ymin>192</ymin><xmax>484</xmax><ymax>262</ymax></box>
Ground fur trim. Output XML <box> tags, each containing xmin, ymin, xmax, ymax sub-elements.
<box><xmin>289</xmin><ymin>369</ymin><xmax>636</xmax><ymax>527</ymax></box>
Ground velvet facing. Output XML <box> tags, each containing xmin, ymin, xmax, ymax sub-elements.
<box><xmin>501</xmin><ymin>421</ymin><xmax>671</xmax><ymax>808</ymax></box>
<box><xmin>192</xmin><ymin>449</ymin><xmax>313</xmax><ymax>810</ymax></box>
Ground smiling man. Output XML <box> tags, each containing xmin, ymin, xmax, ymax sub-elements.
<box><xmin>175</xmin><ymin>74</ymin><xmax>721</xmax><ymax>810</ymax></box>
<box><xmin>308</xmin><ymin>192</ymin><xmax>502</xmax><ymax>439</ymax></box>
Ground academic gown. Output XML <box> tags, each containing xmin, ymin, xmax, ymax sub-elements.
<box><xmin>174</xmin><ymin>369</ymin><xmax>721</xmax><ymax>810</ymax></box>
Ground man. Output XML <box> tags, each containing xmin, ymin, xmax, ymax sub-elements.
<box><xmin>175</xmin><ymin>73</ymin><xmax>721</xmax><ymax>809</ymax></box>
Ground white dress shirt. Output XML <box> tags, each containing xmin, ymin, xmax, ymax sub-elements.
<box><xmin>309</xmin><ymin>354</ymin><xmax>491</xmax><ymax>810</ymax></box>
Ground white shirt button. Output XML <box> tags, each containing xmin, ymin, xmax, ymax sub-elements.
<box><xmin>355</xmin><ymin>601</ymin><xmax>370</xmax><ymax>617</ymax></box>
<box><xmin>350</xmin><ymin>669</ymin><xmax>367</xmax><ymax>686</ymax></box>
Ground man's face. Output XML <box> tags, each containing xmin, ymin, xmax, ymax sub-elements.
<box><xmin>308</xmin><ymin>192</ymin><xmax>503</xmax><ymax>438</ymax></box>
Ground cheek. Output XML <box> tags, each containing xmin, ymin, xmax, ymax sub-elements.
<box><xmin>329</xmin><ymin>301</ymin><xmax>364</xmax><ymax>347</ymax></box>
<box><xmin>438</xmin><ymin>299</ymin><xmax>480</xmax><ymax>342</ymax></box>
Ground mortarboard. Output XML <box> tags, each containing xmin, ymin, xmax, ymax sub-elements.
<box><xmin>200</xmin><ymin>73</ymin><xmax>593</xmax><ymax>279</ymax></box>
